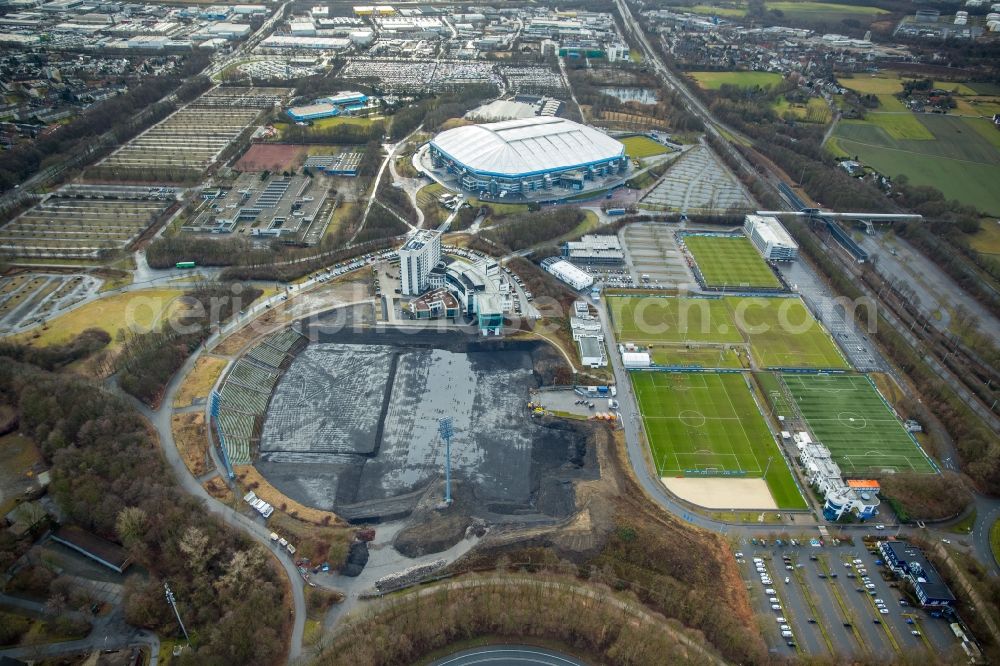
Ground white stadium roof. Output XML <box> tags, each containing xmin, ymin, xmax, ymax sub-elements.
<box><xmin>431</xmin><ymin>117</ymin><xmax>624</xmax><ymax>177</ymax></box>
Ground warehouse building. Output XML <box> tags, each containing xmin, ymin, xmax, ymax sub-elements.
<box><xmin>744</xmin><ymin>214</ymin><xmax>798</xmax><ymax>261</ymax></box>
<box><xmin>878</xmin><ymin>540</ymin><xmax>956</xmax><ymax>608</ymax></box>
<box><xmin>541</xmin><ymin>257</ymin><xmax>594</xmax><ymax>290</ymax></box>
<box><xmin>428</xmin><ymin>117</ymin><xmax>627</xmax><ymax>199</ymax></box>
<box><xmin>562</xmin><ymin>233</ymin><xmax>624</xmax><ymax>265</ymax></box>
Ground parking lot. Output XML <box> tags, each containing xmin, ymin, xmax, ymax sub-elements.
<box><xmin>737</xmin><ymin>539</ymin><xmax>959</xmax><ymax>659</ymax></box>
<box><xmin>620</xmin><ymin>223</ymin><xmax>695</xmax><ymax>288</ymax></box>
<box><xmin>93</xmin><ymin>86</ymin><xmax>287</xmax><ymax>181</ymax></box>
<box><xmin>640</xmin><ymin>144</ymin><xmax>753</xmax><ymax>213</ymax></box>
<box><xmin>778</xmin><ymin>258</ymin><xmax>885</xmax><ymax>372</ymax></box>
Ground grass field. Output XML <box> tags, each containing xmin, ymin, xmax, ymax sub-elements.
<box><xmin>829</xmin><ymin>114</ymin><xmax>1000</xmax><ymax>215</ymax></box>
<box><xmin>684</xmin><ymin>235</ymin><xmax>782</xmax><ymax>289</ymax></box>
<box><xmin>621</xmin><ymin>135</ymin><xmax>671</xmax><ymax>159</ymax></box>
<box><xmin>633</xmin><ymin>372</ymin><xmax>806</xmax><ymax>509</ymax></box>
<box><xmin>773</xmin><ymin>96</ymin><xmax>832</xmax><ymax>124</ymax></box>
<box><xmin>686</xmin><ymin>1</ymin><xmax>886</xmax><ymax>19</ymax></box>
<box><xmin>783</xmin><ymin>374</ymin><xmax>937</xmax><ymax>475</ymax></box>
<box><xmin>838</xmin><ymin>74</ymin><xmax>976</xmax><ymax>97</ymax></box>
<box><xmin>991</xmin><ymin>519</ymin><xmax>1000</xmax><ymax>567</ymax></box>
<box><xmin>689</xmin><ymin>71</ymin><xmax>783</xmax><ymax>90</ymax></box>
<box><xmin>9</xmin><ymin>288</ymin><xmax>185</xmax><ymax>349</ymax></box>
<box><xmin>969</xmin><ymin>219</ymin><xmax>1000</xmax><ymax>256</ymax></box>
<box><xmin>608</xmin><ymin>295</ymin><xmax>848</xmax><ymax>369</ymax></box>
<box><xmin>650</xmin><ymin>344</ymin><xmax>743</xmax><ymax>368</ymax></box>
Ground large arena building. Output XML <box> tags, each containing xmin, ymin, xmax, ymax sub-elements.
<box><xmin>427</xmin><ymin>117</ymin><xmax>628</xmax><ymax>199</ymax></box>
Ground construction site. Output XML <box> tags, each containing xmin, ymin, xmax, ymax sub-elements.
<box><xmin>253</xmin><ymin>325</ymin><xmax>599</xmax><ymax>537</ymax></box>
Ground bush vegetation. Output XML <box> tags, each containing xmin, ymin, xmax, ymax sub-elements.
<box><xmin>880</xmin><ymin>472</ymin><xmax>973</xmax><ymax>521</ymax></box>
<box><xmin>482</xmin><ymin>208</ymin><xmax>585</xmax><ymax>252</ymax></box>
<box><xmin>115</xmin><ymin>283</ymin><xmax>261</xmax><ymax>405</ymax></box>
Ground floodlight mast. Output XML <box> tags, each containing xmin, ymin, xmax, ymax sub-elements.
<box><xmin>439</xmin><ymin>417</ymin><xmax>454</xmax><ymax>504</ymax></box>
<box><xmin>164</xmin><ymin>581</ymin><xmax>190</xmax><ymax>643</ymax></box>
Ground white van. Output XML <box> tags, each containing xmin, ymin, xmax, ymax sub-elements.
<box><xmin>769</xmin><ymin>597</ymin><xmax>779</xmax><ymax>604</ymax></box>
<box><xmin>765</xmin><ymin>588</ymin><xmax>777</xmax><ymax>595</ymax></box>
<box><xmin>775</xmin><ymin>617</ymin><xmax>787</xmax><ymax>623</ymax></box>
<box><xmin>781</xmin><ymin>631</ymin><xmax>794</xmax><ymax>638</ymax></box>
<box><xmin>771</xmin><ymin>604</ymin><xmax>782</xmax><ymax>611</ymax></box>
<box><xmin>780</xmin><ymin>625</ymin><xmax>791</xmax><ymax>631</ymax></box>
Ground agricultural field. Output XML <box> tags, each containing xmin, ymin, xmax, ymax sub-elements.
<box><xmin>632</xmin><ymin>371</ymin><xmax>806</xmax><ymax>509</ymax></box>
<box><xmin>608</xmin><ymin>295</ymin><xmax>848</xmax><ymax>369</ymax></box>
<box><xmin>621</xmin><ymin>135</ymin><xmax>671</xmax><ymax>159</ymax></box>
<box><xmin>773</xmin><ymin>96</ymin><xmax>832</xmax><ymax>124</ymax></box>
<box><xmin>783</xmin><ymin>374</ymin><xmax>937</xmax><ymax>475</ymax></box>
<box><xmin>683</xmin><ymin>234</ymin><xmax>782</xmax><ymax>289</ymax></box>
<box><xmin>969</xmin><ymin>219</ymin><xmax>1000</xmax><ymax>257</ymax></box>
<box><xmin>689</xmin><ymin>71</ymin><xmax>783</xmax><ymax>90</ymax></box>
<box><xmin>829</xmin><ymin>114</ymin><xmax>1000</xmax><ymax>214</ymax></box>
<box><xmin>685</xmin><ymin>1</ymin><xmax>887</xmax><ymax>20</ymax></box>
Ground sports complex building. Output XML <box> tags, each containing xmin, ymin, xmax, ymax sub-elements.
<box><xmin>424</xmin><ymin>117</ymin><xmax>629</xmax><ymax>200</ymax></box>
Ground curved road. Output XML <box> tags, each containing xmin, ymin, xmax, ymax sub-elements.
<box><xmin>430</xmin><ymin>646</ymin><xmax>586</xmax><ymax>666</ymax></box>
<box><xmin>127</xmin><ymin>347</ymin><xmax>308</xmax><ymax>662</ymax></box>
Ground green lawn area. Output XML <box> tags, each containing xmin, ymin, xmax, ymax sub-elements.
<box><xmin>632</xmin><ymin>372</ymin><xmax>806</xmax><ymax>509</ymax></box>
<box><xmin>863</xmin><ymin>113</ymin><xmax>934</xmax><ymax>140</ymax></box>
<box><xmin>754</xmin><ymin>372</ymin><xmax>794</xmax><ymax>420</ymax></box>
<box><xmin>969</xmin><ymin>219</ymin><xmax>1000</xmax><ymax>256</ymax></box>
<box><xmin>991</xmin><ymin>519</ymin><xmax>1000</xmax><ymax>567</ymax></box>
<box><xmin>783</xmin><ymin>374</ymin><xmax>937</xmax><ymax>475</ymax></box>
<box><xmin>684</xmin><ymin>234</ymin><xmax>782</xmax><ymax>289</ymax></box>
<box><xmin>469</xmin><ymin>197</ymin><xmax>529</xmax><ymax>216</ymax></box>
<box><xmin>650</xmin><ymin>344</ymin><xmax>743</xmax><ymax>369</ymax></box>
<box><xmin>829</xmin><ymin>114</ymin><xmax>1000</xmax><ymax>215</ymax></box>
<box><xmin>767</xmin><ymin>0</ymin><xmax>888</xmax><ymax>17</ymax></box>
<box><xmin>607</xmin><ymin>295</ymin><xmax>848</xmax><ymax>369</ymax></box>
<box><xmin>838</xmin><ymin>74</ymin><xmax>976</xmax><ymax>97</ymax></box>
<box><xmin>689</xmin><ymin>3</ymin><xmax>746</xmax><ymax>16</ymax></box>
<box><xmin>773</xmin><ymin>96</ymin><xmax>833</xmax><ymax>124</ymax></box>
<box><xmin>621</xmin><ymin>135</ymin><xmax>670</xmax><ymax>159</ymax></box>
<box><xmin>8</xmin><ymin>288</ymin><xmax>186</xmax><ymax>349</ymax></box>
<box><xmin>629</xmin><ymin>49</ymin><xmax>643</xmax><ymax>63</ymax></box>
<box><xmin>689</xmin><ymin>71</ymin><xmax>783</xmax><ymax>90</ymax></box>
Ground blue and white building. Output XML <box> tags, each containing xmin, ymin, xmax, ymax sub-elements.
<box><xmin>796</xmin><ymin>434</ymin><xmax>880</xmax><ymax>521</ymax></box>
<box><xmin>428</xmin><ymin>117</ymin><xmax>628</xmax><ymax>198</ymax></box>
<box><xmin>286</xmin><ymin>91</ymin><xmax>369</xmax><ymax>122</ymax></box>
<box><xmin>878</xmin><ymin>540</ymin><xmax>956</xmax><ymax>607</ymax></box>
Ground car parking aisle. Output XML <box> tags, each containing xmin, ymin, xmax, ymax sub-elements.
<box><xmin>822</xmin><ymin>553</ymin><xmax>895</xmax><ymax>658</ymax></box>
<box><xmin>793</xmin><ymin>552</ymin><xmax>860</xmax><ymax>656</ymax></box>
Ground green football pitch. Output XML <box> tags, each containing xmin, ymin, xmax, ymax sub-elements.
<box><xmin>783</xmin><ymin>374</ymin><xmax>937</xmax><ymax>475</ymax></box>
<box><xmin>684</xmin><ymin>235</ymin><xmax>782</xmax><ymax>289</ymax></box>
<box><xmin>632</xmin><ymin>372</ymin><xmax>807</xmax><ymax>509</ymax></box>
<box><xmin>607</xmin><ymin>295</ymin><xmax>848</xmax><ymax>369</ymax></box>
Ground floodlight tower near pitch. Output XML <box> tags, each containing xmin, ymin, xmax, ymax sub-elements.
<box><xmin>438</xmin><ymin>416</ymin><xmax>454</xmax><ymax>508</ymax></box>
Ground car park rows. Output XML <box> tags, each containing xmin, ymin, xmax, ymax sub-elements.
<box><xmin>737</xmin><ymin>540</ymin><xmax>959</xmax><ymax>658</ymax></box>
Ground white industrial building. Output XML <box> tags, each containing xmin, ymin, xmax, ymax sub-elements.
<box><xmin>399</xmin><ymin>229</ymin><xmax>442</xmax><ymax>296</ymax></box>
<box><xmin>621</xmin><ymin>351</ymin><xmax>651</xmax><ymax>368</ymax></box>
<box><xmin>744</xmin><ymin>214</ymin><xmax>798</xmax><ymax>261</ymax></box>
<box><xmin>259</xmin><ymin>35</ymin><xmax>351</xmax><ymax>50</ymax></box>
<box><xmin>541</xmin><ymin>258</ymin><xmax>593</xmax><ymax>290</ymax></box>
<box><xmin>795</xmin><ymin>434</ymin><xmax>879</xmax><ymax>521</ymax></box>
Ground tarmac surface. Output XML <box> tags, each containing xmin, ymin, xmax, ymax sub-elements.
<box><xmin>429</xmin><ymin>645</ymin><xmax>586</xmax><ymax>665</ymax></box>
<box><xmin>258</xmin><ymin>332</ymin><xmax>596</xmax><ymax>521</ymax></box>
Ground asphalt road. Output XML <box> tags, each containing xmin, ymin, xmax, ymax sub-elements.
<box><xmin>429</xmin><ymin>646</ymin><xmax>586</xmax><ymax>666</ymax></box>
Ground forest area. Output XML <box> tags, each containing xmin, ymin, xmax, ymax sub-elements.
<box><xmin>0</xmin><ymin>353</ymin><xmax>289</xmax><ymax>664</ymax></box>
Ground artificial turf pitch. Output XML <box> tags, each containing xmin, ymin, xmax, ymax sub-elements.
<box><xmin>608</xmin><ymin>295</ymin><xmax>848</xmax><ymax>369</ymax></box>
<box><xmin>783</xmin><ymin>374</ymin><xmax>936</xmax><ymax>475</ymax></box>
<box><xmin>632</xmin><ymin>372</ymin><xmax>807</xmax><ymax>509</ymax></box>
<box><xmin>684</xmin><ymin>235</ymin><xmax>782</xmax><ymax>289</ymax></box>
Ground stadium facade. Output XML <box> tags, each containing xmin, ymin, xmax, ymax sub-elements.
<box><xmin>428</xmin><ymin>117</ymin><xmax>627</xmax><ymax>198</ymax></box>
